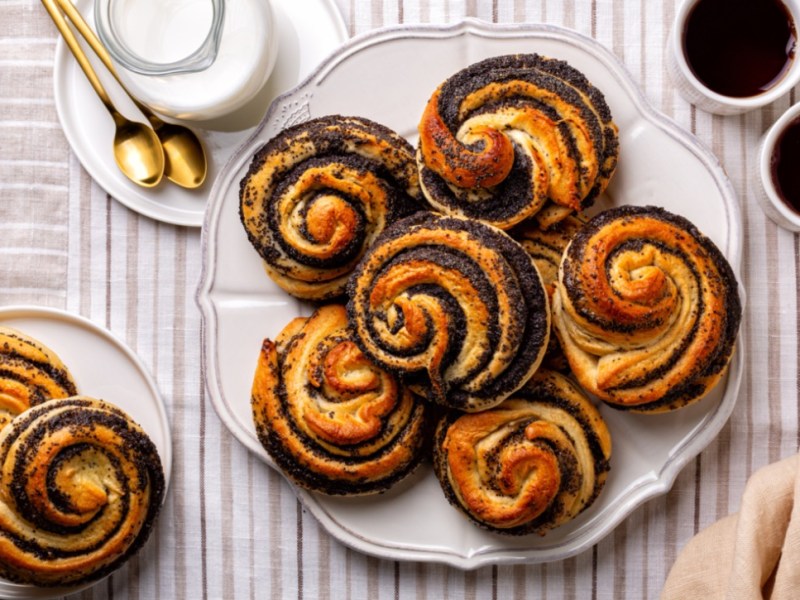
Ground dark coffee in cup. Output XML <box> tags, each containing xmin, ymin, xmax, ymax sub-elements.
<box><xmin>683</xmin><ymin>0</ymin><xmax>796</xmax><ymax>98</ymax></box>
<box><xmin>771</xmin><ymin>115</ymin><xmax>800</xmax><ymax>214</ymax></box>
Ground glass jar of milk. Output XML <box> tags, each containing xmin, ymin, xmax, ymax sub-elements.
<box><xmin>95</xmin><ymin>0</ymin><xmax>278</xmax><ymax>121</ymax></box>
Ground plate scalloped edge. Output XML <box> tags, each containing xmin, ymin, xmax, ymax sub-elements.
<box><xmin>197</xmin><ymin>19</ymin><xmax>745</xmax><ymax>569</ymax></box>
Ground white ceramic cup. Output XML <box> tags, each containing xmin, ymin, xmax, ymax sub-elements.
<box><xmin>754</xmin><ymin>102</ymin><xmax>800</xmax><ymax>231</ymax></box>
<box><xmin>667</xmin><ymin>0</ymin><xmax>800</xmax><ymax>115</ymax></box>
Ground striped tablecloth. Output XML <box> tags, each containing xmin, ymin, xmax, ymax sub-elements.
<box><xmin>1</xmin><ymin>1</ymin><xmax>798</xmax><ymax>598</ymax></box>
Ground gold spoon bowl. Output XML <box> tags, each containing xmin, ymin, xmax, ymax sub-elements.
<box><xmin>156</xmin><ymin>121</ymin><xmax>208</xmax><ymax>189</ymax></box>
<box><xmin>43</xmin><ymin>0</ymin><xmax>209</xmax><ymax>190</ymax></box>
<box><xmin>56</xmin><ymin>0</ymin><xmax>207</xmax><ymax>189</ymax></box>
<box><xmin>112</xmin><ymin>116</ymin><xmax>165</xmax><ymax>188</ymax></box>
<box><xmin>42</xmin><ymin>0</ymin><xmax>164</xmax><ymax>188</ymax></box>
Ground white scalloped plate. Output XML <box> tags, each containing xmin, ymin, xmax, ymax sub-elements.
<box><xmin>197</xmin><ymin>21</ymin><xmax>744</xmax><ymax>569</ymax></box>
<box><xmin>0</xmin><ymin>306</ymin><xmax>172</xmax><ymax>597</ymax></box>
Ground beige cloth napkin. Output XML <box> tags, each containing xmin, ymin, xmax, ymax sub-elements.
<box><xmin>662</xmin><ymin>454</ymin><xmax>800</xmax><ymax>599</ymax></box>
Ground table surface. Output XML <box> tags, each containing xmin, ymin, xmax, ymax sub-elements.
<box><xmin>2</xmin><ymin>0</ymin><xmax>798</xmax><ymax>598</ymax></box>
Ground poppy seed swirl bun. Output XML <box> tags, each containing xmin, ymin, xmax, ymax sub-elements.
<box><xmin>0</xmin><ymin>326</ymin><xmax>77</xmax><ymax>431</ymax></box>
<box><xmin>0</xmin><ymin>397</ymin><xmax>165</xmax><ymax>586</ymax></box>
<box><xmin>347</xmin><ymin>213</ymin><xmax>550</xmax><ymax>412</ymax></box>
<box><xmin>251</xmin><ymin>305</ymin><xmax>429</xmax><ymax>495</ymax></box>
<box><xmin>433</xmin><ymin>369</ymin><xmax>611</xmax><ymax>535</ymax></box>
<box><xmin>553</xmin><ymin>205</ymin><xmax>742</xmax><ymax>412</ymax></box>
<box><xmin>417</xmin><ymin>54</ymin><xmax>619</xmax><ymax>230</ymax></box>
<box><xmin>240</xmin><ymin>115</ymin><xmax>422</xmax><ymax>300</ymax></box>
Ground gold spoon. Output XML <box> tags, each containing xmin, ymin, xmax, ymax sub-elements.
<box><xmin>55</xmin><ymin>0</ymin><xmax>208</xmax><ymax>189</ymax></box>
<box><xmin>42</xmin><ymin>0</ymin><xmax>164</xmax><ymax>188</ymax></box>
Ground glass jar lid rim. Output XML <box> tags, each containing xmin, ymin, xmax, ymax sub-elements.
<box><xmin>94</xmin><ymin>0</ymin><xmax>225</xmax><ymax>76</ymax></box>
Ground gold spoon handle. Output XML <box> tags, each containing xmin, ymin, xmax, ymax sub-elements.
<box><xmin>54</xmin><ymin>0</ymin><xmax>165</xmax><ymax>127</ymax></box>
<box><xmin>50</xmin><ymin>0</ymin><xmax>206</xmax><ymax>190</ymax></box>
<box><xmin>54</xmin><ymin>0</ymin><xmax>114</xmax><ymax>72</ymax></box>
<box><xmin>40</xmin><ymin>0</ymin><xmax>117</xmax><ymax>119</ymax></box>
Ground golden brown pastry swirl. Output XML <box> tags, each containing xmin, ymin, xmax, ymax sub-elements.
<box><xmin>553</xmin><ymin>205</ymin><xmax>742</xmax><ymax>412</ymax></box>
<box><xmin>0</xmin><ymin>397</ymin><xmax>165</xmax><ymax>586</ymax></box>
<box><xmin>240</xmin><ymin>115</ymin><xmax>421</xmax><ymax>300</ymax></box>
<box><xmin>251</xmin><ymin>305</ymin><xmax>429</xmax><ymax>495</ymax></box>
<box><xmin>512</xmin><ymin>216</ymin><xmax>584</xmax><ymax>372</ymax></box>
<box><xmin>347</xmin><ymin>212</ymin><xmax>550</xmax><ymax>412</ymax></box>
<box><xmin>0</xmin><ymin>326</ymin><xmax>77</xmax><ymax>431</ymax></box>
<box><xmin>433</xmin><ymin>369</ymin><xmax>611</xmax><ymax>535</ymax></box>
<box><xmin>417</xmin><ymin>54</ymin><xmax>619</xmax><ymax>230</ymax></box>
<box><xmin>512</xmin><ymin>216</ymin><xmax>584</xmax><ymax>293</ymax></box>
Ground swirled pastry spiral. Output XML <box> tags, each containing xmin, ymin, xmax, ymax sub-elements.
<box><xmin>513</xmin><ymin>216</ymin><xmax>584</xmax><ymax>294</ymax></box>
<box><xmin>0</xmin><ymin>326</ymin><xmax>77</xmax><ymax>431</ymax></box>
<box><xmin>553</xmin><ymin>205</ymin><xmax>742</xmax><ymax>412</ymax></box>
<box><xmin>512</xmin><ymin>216</ymin><xmax>584</xmax><ymax>372</ymax></box>
<box><xmin>433</xmin><ymin>369</ymin><xmax>611</xmax><ymax>535</ymax></box>
<box><xmin>417</xmin><ymin>54</ymin><xmax>619</xmax><ymax>230</ymax></box>
<box><xmin>240</xmin><ymin>115</ymin><xmax>422</xmax><ymax>300</ymax></box>
<box><xmin>0</xmin><ymin>397</ymin><xmax>165</xmax><ymax>586</ymax></box>
<box><xmin>347</xmin><ymin>212</ymin><xmax>550</xmax><ymax>412</ymax></box>
<box><xmin>251</xmin><ymin>304</ymin><xmax>429</xmax><ymax>495</ymax></box>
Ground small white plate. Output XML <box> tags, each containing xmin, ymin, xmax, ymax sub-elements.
<box><xmin>53</xmin><ymin>0</ymin><xmax>348</xmax><ymax>227</ymax></box>
<box><xmin>0</xmin><ymin>305</ymin><xmax>172</xmax><ymax>598</ymax></box>
<box><xmin>197</xmin><ymin>21</ymin><xmax>743</xmax><ymax>568</ymax></box>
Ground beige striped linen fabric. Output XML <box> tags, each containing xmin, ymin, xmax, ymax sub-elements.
<box><xmin>0</xmin><ymin>0</ymin><xmax>798</xmax><ymax>598</ymax></box>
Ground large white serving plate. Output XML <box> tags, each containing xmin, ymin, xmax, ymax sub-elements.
<box><xmin>197</xmin><ymin>20</ymin><xmax>744</xmax><ymax>569</ymax></box>
<box><xmin>0</xmin><ymin>306</ymin><xmax>172</xmax><ymax>597</ymax></box>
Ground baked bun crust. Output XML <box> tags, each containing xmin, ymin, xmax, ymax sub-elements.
<box><xmin>347</xmin><ymin>212</ymin><xmax>550</xmax><ymax>412</ymax></box>
<box><xmin>0</xmin><ymin>397</ymin><xmax>165</xmax><ymax>586</ymax></box>
<box><xmin>0</xmin><ymin>326</ymin><xmax>77</xmax><ymax>430</ymax></box>
<box><xmin>251</xmin><ymin>305</ymin><xmax>429</xmax><ymax>495</ymax></box>
<box><xmin>240</xmin><ymin>115</ymin><xmax>421</xmax><ymax>300</ymax></box>
<box><xmin>512</xmin><ymin>216</ymin><xmax>584</xmax><ymax>372</ymax></box>
<box><xmin>433</xmin><ymin>369</ymin><xmax>611</xmax><ymax>535</ymax></box>
<box><xmin>417</xmin><ymin>54</ymin><xmax>619</xmax><ymax>229</ymax></box>
<box><xmin>553</xmin><ymin>205</ymin><xmax>742</xmax><ymax>412</ymax></box>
